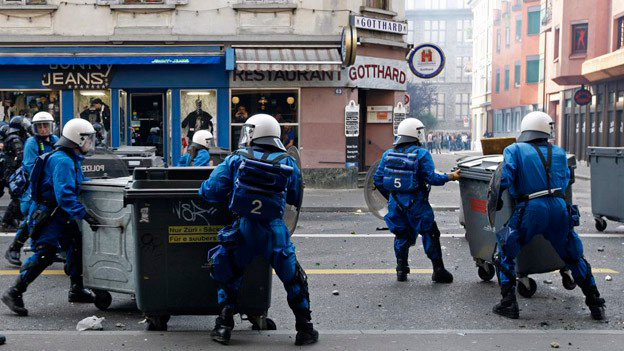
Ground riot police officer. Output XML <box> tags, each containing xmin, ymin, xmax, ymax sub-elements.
<box><xmin>492</xmin><ymin>111</ymin><xmax>605</xmax><ymax>320</ymax></box>
<box><xmin>178</xmin><ymin>129</ymin><xmax>213</xmax><ymax>167</ymax></box>
<box><xmin>373</xmin><ymin>118</ymin><xmax>460</xmax><ymax>282</ymax></box>
<box><xmin>2</xmin><ymin>116</ymin><xmax>30</xmax><ymax>231</ymax></box>
<box><xmin>5</xmin><ymin>112</ymin><xmax>59</xmax><ymax>266</ymax></box>
<box><xmin>1</xmin><ymin>118</ymin><xmax>101</xmax><ymax>316</ymax></box>
<box><xmin>199</xmin><ymin>114</ymin><xmax>318</xmax><ymax>346</ymax></box>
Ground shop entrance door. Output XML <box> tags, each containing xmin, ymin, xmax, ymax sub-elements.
<box><xmin>129</xmin><ymin>93</ymin><xmax>164</xmax><ymax>156</ymax></box>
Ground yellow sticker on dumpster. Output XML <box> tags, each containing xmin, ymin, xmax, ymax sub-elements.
<box><xmin>168</xmin><ymin>225</ymin><xmax>222</xmax><ymax>244</ymax></box>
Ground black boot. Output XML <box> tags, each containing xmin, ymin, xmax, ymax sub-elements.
<box><xmin>294</xmin><ymin>309</ymin><xmax>319</xmax><ymax>346</ymax></box>
<box><xmin>396</xmin><ymin>259</ymin><xmax>410</xmax><ymax>282</ymax></box>
<box><xmin>4</xmin><ymin>243</ymin><xmax>22</xmax><ymax>267</ymax></box>
<box><xmin>581</xmin><ymin>284</ymin><xmax>606</xmax><ymax>320</ymax></box>
<box><xmin>211</xmin><ymin>307</ymin><xmax>235</xmax><ymax>345</ymax></box>
<box><xmin>1</xmin><ymin>279</ymin><xmax>28</xmax><ymax>316</ymax></box>
<box><xmin>68</xmin><ymin>277</ymin><xmax>95</xmax><ymax>303</ymax></box>
<box><xmin>493</xmin><ymin>283</ymin><xmax>519</xmax><ymax>319</ymax></box>
<box><xmin>431</xmin><ymin>258</ymin><xmax>453</xmax><ymax>283</ymax></box>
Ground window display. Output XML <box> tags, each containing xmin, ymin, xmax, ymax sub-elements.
<box><xmin>0</xmin><ymin>90</ymin><xmax>60</xmax><ymax>124</ymax></box>
<box><xmin>74</xmin><ymin>90</ymin><xmax>112</xmax><ymax>146</ymax></box>
<box><xmin>180</xmin><ymin>90</ymin><xmax>217</xmax><ymax>154</ymax></box>
<box><xmin>230</xmin><ymin>89</ymin><xmax>299</xmax><ymax>151</ymax></box>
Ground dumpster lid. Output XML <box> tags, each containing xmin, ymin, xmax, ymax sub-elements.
<box><xmin>458</xmin><ymin>155</ymin><xmax>503</xmax><ymax>171</ymax></box>
<box><xmin>112</xmin><ymin>146</ymin><xmax>157</xmax><ymax>157</ymax></box>
<box><xmin>588</xmin><ymin>147</ymin><xmax>624</xmax><ymax>157</ymax></box>
<box><xmin>83</xmin><ymin>176</ymin><xmax>132</xmax><ymax>187</ymax></box>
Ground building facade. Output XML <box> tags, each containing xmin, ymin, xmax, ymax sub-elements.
<box><xmin>405</xmin><ymin>0</ymin><xmax>473</xmax><ymax>133</ymax></box>
<box><xmin>539</xmin><ymin>0</ymin><xmax>624</xmax><ymax>161</ymax></box>
<box><xmin>468</xmin><ymin>0</ymin><xmax>498</xmax><ymax>150</ymax></box>
<box><xmin>490</xmin><ymin>0</ymin><xmax>542</xmax><ymax>138</ymax></box>
<box><xmin>0</xmin><ymin>0</ymin><xmax>409</xmax><ymax>187</ymax></box>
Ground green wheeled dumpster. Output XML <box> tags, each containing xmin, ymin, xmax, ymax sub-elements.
<box><xmin>588</xmin><ymin>147</ymin><xmax>624</xmax><ymax>231</ymax></box>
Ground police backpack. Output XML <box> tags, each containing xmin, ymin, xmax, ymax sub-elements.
<box><xmin>382</xmin><ymin>152</ymin><xmax>419</xmax><ymax>193</ymax></box>
<box><xmin>8</xmin><ymin>165</ymin><xmax>28</xmax><ymax>197</ymax></box>
<box><xmin>229</xmin><ymin>149</ymin><xmax>293</xmax><ymax>221</ymax></box>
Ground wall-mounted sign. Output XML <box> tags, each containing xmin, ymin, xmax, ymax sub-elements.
<box><xmin>367</xmin><ymin>105</ymin><xmax>393</xmax><ymax>124</ymax></box>
<box><xmin>392</xmin><ymin>102</ymin><xmax>407</xmax><ymax>136</ymax></box>
<box><xmin>351</xmin><ymin>15</ymin><xmax>408</xmax><ymax>35</ymax></box>
<box><xmin>231</xmin><ymin>56</ymin><xmax>407</xmax><ymax>91</ymax></box>
<box><xmin>345</xmin><ymin>100</ymin><xmax>360</xmax><ymax>169</ymax></box>
<box><xmin>406</xmin><ymin>43</ymin><xmax>445</xmax><ymax>79</ymax></box>
<box><xmin>340</xmin><ymin>26</ymin><xmax>358</xmax><ymax>67</ymax></box>
<box><xmin>574</xmin><ymin>87</ymin><xmax>592</xmax><ymax>106</ymax></box>
<box><xmin>41</xmin><ymin>64</ymin><xmax>115</xmax><ymax>90</ymax></box>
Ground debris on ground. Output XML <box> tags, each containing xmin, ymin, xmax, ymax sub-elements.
<box><xmin>76</xmin><ymin>316</ymin><xmax>105</xmax><ymax>331</ymax></box>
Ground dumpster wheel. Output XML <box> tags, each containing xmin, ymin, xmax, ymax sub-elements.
<box><xmin>93</xmin><ymin>290</ymin><xmax>112</xmax><ymax>311</ymax></box>
<box><xmin>595</xmin><ymin>218</ymin><xmax>607</xmax><ymax>232</ymax></box>
<box><xmin>477</xmin><ymin>263</ymin><xmax>496</xmax><ymax>282</ymax></box>
<box><xmin>145</xmin><ymin>315</ymin><xmax>170</xmax><ymax>331</ymax></box>
<box><xmin>249</xmin><ymin>315</ymin><xmax>277</xmax><ymax>331</ymax></box>
<box><xmin>560</xmin><ymin>270</ymin><xmax>576</xmax><ymax>290</ymax></box>
<box><xmin>517</xmin><ymin>277</ymin><xmax>537</xmax><ymax>298</ymax></box>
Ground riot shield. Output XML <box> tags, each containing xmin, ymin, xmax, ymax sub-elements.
<box><xmin>364</xmin><ymin>160</ymin><xmax>389</xmax><ymax>220</ymax></box>
<box><xmin>486</xmin><ymin>162</ymin><xmax>504</xmax><ymax>227</ymax></box>
<box><xmin>283</xmin><ymin>146</ymin><xmax>303</xmax><ymax>235</ymax></box>
<box><xmin>83</xmin><ymin>147</ymin><xmax>131</xmax><ymax>179</ymax></box>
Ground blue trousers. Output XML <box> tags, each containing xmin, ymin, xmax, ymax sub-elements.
<box><xmin>497</xmin><ymin>197</ymin><xmax>595</xmax><ymax>288</ymax></box>
<box><xmin>209</xmin><ymin>219</ymin><xmax>310</xmax><ymax>311</ymax></box>
<box><xmin>384</xmin><ymin>199</ymin><xmax>441</xmax><ymax>262</ymax></box>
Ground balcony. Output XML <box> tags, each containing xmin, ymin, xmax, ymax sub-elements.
<box><xmin>541</xmin><ymin>2</ymin><xmax>552</xmax><ymax>28</ymax></box>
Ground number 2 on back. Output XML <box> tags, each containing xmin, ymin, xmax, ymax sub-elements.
<box><xmin>251</xmin><ymin>199</ymin><xmax>263</xmax><ymax>214</ymax></box>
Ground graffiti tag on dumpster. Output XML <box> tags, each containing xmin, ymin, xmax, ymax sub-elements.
<box><xmin>469</xmin><ymin>198</ymin><xmax>487</xmax><ymax>215</ymax></box>
<box><xmin>173</xmin><ymin>200</ymin><xmax>218</xmax><ymax>225</ymax></box>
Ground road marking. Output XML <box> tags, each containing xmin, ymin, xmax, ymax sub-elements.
<box><xmin>292</xmin><ymin>233</ymin><xmax>624</xmax><ymax>238</ymax></box>
<box><xmin>0</xmin><ymin>268</ymin><xmax>618</xmax><ymax>276</ymax></box>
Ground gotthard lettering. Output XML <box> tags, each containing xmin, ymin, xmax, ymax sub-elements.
<box><xmin>348</xmin><ymin>64</ymin><xmax>406</xmax><ymax>84</ymax></box>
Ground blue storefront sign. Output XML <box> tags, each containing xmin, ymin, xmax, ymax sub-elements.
<box><xmin>0</xmin><ymin>46</ymin><xmax>229</xmax><ymax>165</ymax></box>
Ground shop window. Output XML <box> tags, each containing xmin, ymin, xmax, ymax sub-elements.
<box><xmin>618</xmin><ymin>17</ymin><xmax>624</xmax><ymax>50</ymax></box>
<box><xmin>0</xmin><ymin>90</ymin><xmax>60</xmax><ymax>124</ymax></box>
<box><xmin>571</xmin><ymin>23</ymin><xmax>588</xmax><ymax>55</ymax></box>
<box><xmin>74</xmin><ymin>90</ymin><xmax>112</xmax><ymax>146</ymax></box>
<box><xmin>2</xmin><ymin>0</ymin><xmax>47</xmax><ymax>4</ymax></box>
<box><xmin>180</xmin><ymin>90</ymin><xmax>218</xmax><ymax>154</ymax></box>
<box><xmin>527</xmin><ymin>7</ymin><xmax>540</xmax><ymax>35</ymax></box>
<box><xmin>230</xmin><ymin>90</ymin><xmax>299</xmax><ymax>151</ymax></box>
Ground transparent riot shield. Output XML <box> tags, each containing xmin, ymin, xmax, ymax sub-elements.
<box><xmin>283</xmin><ymin>146</ymin><xmax>303</xmax><ymax>234</ymax></box>
<box><xmin>364</xmin><ymin>160</ymin><xmax>389</xmax><ymax>220</ymax></box>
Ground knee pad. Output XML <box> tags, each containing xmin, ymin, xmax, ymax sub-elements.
<box><xmin>207</xmin><ymin>245</ymin><xmax>243</xmax><ymax>285</ymax></box>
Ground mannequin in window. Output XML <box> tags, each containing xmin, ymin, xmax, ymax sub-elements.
<box><xmin>181</xmin><ymin>98</ymin><xmax>214</xmax><ymax>145</ymax></box>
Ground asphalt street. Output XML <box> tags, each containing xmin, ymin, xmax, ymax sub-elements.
<box><xmin>0</xmin><ymin>153</ymin><xmax>622</xmax><ymax>350</ymax></box>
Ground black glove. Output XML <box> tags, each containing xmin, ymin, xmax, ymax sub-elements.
<box><xmin>83</xmin><ymin>211</ymin><xmax>101</xmax><ymax>231</ymax></box>
<box><xmin>496</xmin><ymin>197</ymin><xmax>504</xmax><ymax>211</ymax></box>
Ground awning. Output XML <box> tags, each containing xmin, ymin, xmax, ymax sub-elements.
<box><xmin>235</xmin><ymin>48</ymin><xmax>342</xmax><ymax>72</ymax></box>
<box><xmin>0</xmin><ymin>46</ymin><xmax>222</xmax><ymax>65</ymax></box>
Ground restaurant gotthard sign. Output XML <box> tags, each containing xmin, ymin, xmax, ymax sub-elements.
<box><xmin>41</xmin><ymin>65</ymin><xmax>115</xmax><ymax>90</ymax></box>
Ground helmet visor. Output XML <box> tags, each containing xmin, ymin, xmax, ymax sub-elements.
<box><xmin>238</xmin><ymin>124</ymin><xmax>255</xmax><ymax>147</ymax></box>
<box><xmin>33</xmin><ymin>121</ymin><xmax>55</xmax><ymax>137</ymax></box>
<box><xmin>80</xmin><ymin>133</ymin><xmax>96</xmax><ymax>154</ymax></box>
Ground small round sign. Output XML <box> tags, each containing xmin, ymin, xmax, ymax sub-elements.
<box><xmin>406</xmin><ymin>43</ymin><xmax>445</xmax><ymax>79</ymax></box>
<box><xmin>340</xmin><ymin>26</ymin><xmax>357</xmax><ymax>67</ymax></box>
<box><xmin>574</xmin><ymin>88</ymin><xmax>592</xmax><ymax>106</ymax></box>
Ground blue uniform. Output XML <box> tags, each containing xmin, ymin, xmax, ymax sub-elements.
<box><xmin>12</xmin><ymin>135</ymin><xmax>59</xmax><ymax>248</ymax></box>
<box><xmin>373</xmin><ymin>144</ymin><xmax>450</xmax><ymax>262</ymax></box>
<box><xmin>199</xmin><ymin>146</ymin><xmax>308</xmax><ymax>312</ymax></box>
<box><xmin>496</xmin><ymin>142</ymin><xmax>595</xmax><ymax>289</ymax></box>
<box><xmin>178</xmin><ymin>149</ymin><xmax>210</xmax><ymax>167</ymax></box>
<box><xmin>19</xmin><ymin>148</ymin><xmax>87</xmax><ymax>285</ymax></box>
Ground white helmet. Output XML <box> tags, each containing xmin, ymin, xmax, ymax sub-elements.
<box><xmin>57</xmin><ymin>118</ymin><xmax>96</xmax><ymax>154</ymax></box>
<box><xmin>394</xmin><ymin>118</ymin><xmax>425</xmax><ymax>145</ymax></box>
<box><xmin>239</xmin><ymin>113</ymin><xmax>286</xmax><ymax>151</ymax></box>
<box><xmin>518</xmin><ymin>111</ymin><xmax>554</xmax><ymax>142</ymax></box>
<box><xmin>32</xmin><ymin>111</ymin><xmax>55</xmax><ymax>137</ymax></box>
<box><xmin>192</xmin><ymin>129</ymin><xmax>214</xmax><ymax>148</ymax></box>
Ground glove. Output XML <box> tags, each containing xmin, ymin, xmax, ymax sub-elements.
<box><xmin>83</xmin><ymin>211</ymin><xmax>101</xmax><ymax>231</ymax></box>
<box><xmin>448</xmin><ymin>169</ymin><xmax>461</xmax><ymax>181</ymax></box>
<box><xmin>496</xmin><ymin>198</ymin><xmax>504</xmax><ymax>211</ymax></box>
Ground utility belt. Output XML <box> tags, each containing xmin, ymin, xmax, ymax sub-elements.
<box><xmin>516</xmin><ymin>188</ymin><xmax>564</xmax><ymax>203</ymax></box>
<box><xmin>28</xmin><ymin>201</ymin><xmax>60</xmax><ymax>241</ymax></box>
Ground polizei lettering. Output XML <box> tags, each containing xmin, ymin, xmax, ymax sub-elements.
<box><xmin>82</xmin><ymin>164</ymin><xmax>105</xmax><ymax>173</ymax></box>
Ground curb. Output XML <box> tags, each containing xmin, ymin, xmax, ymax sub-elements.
<box><xmin>575</xmin><ymin>174</ymin><xmax>590</xmax><ymax>181</ymax></box>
